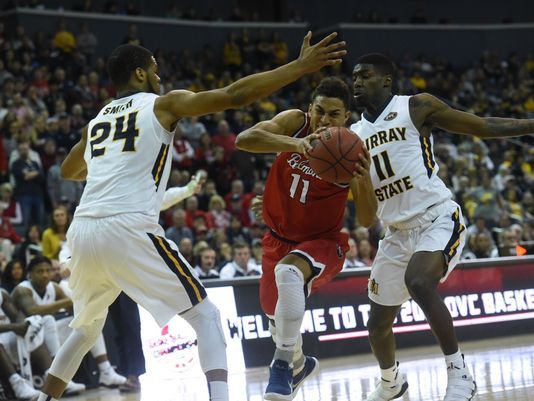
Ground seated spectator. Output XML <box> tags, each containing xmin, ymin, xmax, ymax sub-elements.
<box><xmin>212</xmin><ymin>119</ymin><xmax>236</xmax><ymax>159</ymax></box>
<box><xmin>0</xmin><ymin>204</ymin><xmax>21</xmax><ymax>262</ymax></box>
<box><xmin>0</xmin><ymin>183</ymin><xmax>22</xmax><ymax>226</ymax></box>
<box><xmin>193</xmin><ymin>247</ymin><xmax>220</xmax><ymax>280</ymax></box>
<box><xmin>171</xmin><ymin>125</ymin><xmax>194</xmax><ymax>171</ymax></box>
<box><xmin>42</xmin><ymin>205</ymin><xmax>70</xmax><ymax>261</ymax></box>
<box><xmin>251</xmin><ymin>238</ymin><xmax>263</xmax><ymax>269</ymax></box>
<box><xmin>226</xmin><ymin>216</ymin><xmax>251</xmax><ymax>245</ymax></box>
<box><xmin>194</xmin><ymin>133</ymin><xmax>216</xmax><ymax>171</ymax></box>
<box><xmin>462</xmin><ymin>232</ymin><xmax>499</xmax><ymax>259</ymax></box>
<box><xmin>343</xmin><ymin>238</ymin><xmax>366</xmax><ymax>269</ymax></box>
<box><xmin>207</xmin><ymin>195</ymin><xmax>231</xmax><ymax>229</ymax></box>
<box><xmin>16</xmin><ymin>224</ymin><xmax>42</xmax><ymax>267</ymax></box>
<box><xmin>1</xmin><ymin>259</ymin><xmax>26</xmax><ymax>293</ymax></box>
<box><xmin>165</xmin><ymin>209</ymin><xmax>193</xmax><ymax>246</ymax></box>
<box><xmin>47</xmin><ymin>147</ymin><xmax>84</xmax><ymax>211</ymax></box>
<box><xmin>184</xmin><ymin>196</ymin><xmax>207</xmax><ymax>228</ymax></box>
<box><xmin>217</xmin><ymin>242</ymin><xmax>233</xmax><ymax>270</ymax></box>
<box><xmin>11</xmin><ymin>256</ymin><xmax>126</xmax><ymax>387</ymax></box>
<box><xmin>357</xmin><ymin>239</ymin><xmax>374</xmax><ymax>266</ymax></box>
<box><xmin>178</xmin><ymin>237</ymin><xmax>195</xmax><ymax>266</ymax></box>
<box><xmin>219</xmin><ymin>242</ymin><xmax>260</xmax><ymax>279</ymax></box>
<box><xmin>179</xmin><ymin>116</ymin><xmax>207</xmax><ymax>149</ymax></box>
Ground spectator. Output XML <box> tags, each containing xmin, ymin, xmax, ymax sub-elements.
<box><xmin>219</xmin><ymin>242</ymin><xmax>260</xmax><ymax>279</ymax></box>
<box><xmin>184</xmin><ymin>196</ymin><xmax>207</xmax><ymax>228</ymax></box>
<box><xmin>357</xmin><ymin>239</ymin><xmax>374</xmax><ymax>266</ymax></box>
<box><xmin>47</xmin><ymin>147</ymin><xmax>84</xmax><ymax>210</ymax></box>
<box><xmin>223</xmin><ymin>32</ymin><xmax>241</xmax><ymax>74</ymax></box>
<box><xmin>76</xmin><ymin>22</ymin><xmax>98</xmax><ymax>65</ymax></box>
<box><xmin>193</xmin><ymin>247</ymin><xmax>219</xmax><ymax>279</ymax></box>
<box><xmin>16</xmin><ymin>224</ymin><xmax>42</xmax><ymax>267</ymax></box>
<box><xmin>0</xmin><ymin>205</ymin><xmax>21</xmax><ymax>262</ymax></box>
<box><xmin>164</xmin><ymin>209</ymin><xmax>193</xmax><ymax>246</ymax></box>
<box><xmin>11</xmin><ymin>140</ymin><xmax>45</xmax><ymax>228</ymax></box>
<box><xmin>171</xmin><ymin>125</ymin><xmax>194</xmax><ymax>171</ymax></box>
<box><xmin>343</xmin><ymin>238</ymin><xmax>366</xmax><ymax>269</ymax></box>
<box><xmin>212</xmin><ymin>119</ymin><xmax>236</xmax><ymax>159</ymax></box>
<box><xmin>250</xmin><ymin>238</ymin><xmax>263</xmax><ymax>269</ymax></box>
<box><xmin>217</xmin><ymin>242</ymin><xmax>233</xmax><ymax>270</ymax></box>
<box><xmin>206</xmin><ymin>195</ymin><xmax>231</xmax><ymax>230</ymax></box>
<box><xmin>52</xmin><ymin>20</ymin><xmax>76</xmax><ymax>53</ymax></box>
<box><xmin>226</xmin><ymin>215</ymin><xmax>251</xmax><ymax>245</ymax></box>
<box><xmin>41</xmin><ymin>205</ymin><xmax>70</xmax><ymax>261</ymax></box>
<box><xmin>121</xmin><ymin>24</ymin><xmax>143</xmax><ymax>46</ymax></box>
<box><xmin>1</xmin><ymin>259</ymin><xmax>26</xmax><ymax>293</ymax></box>
<box><xmin>179</xmin><ymin>116</ymin><xmax>207</xmax><ymax>149</ymax></box>
<box><xmin>178</xmin><ymin>237</ymin><xmax>195</xmax><ymax>266</ymax></box>
<box><xmin>193</xmin><ymin>133</ymin><xmax>216</xmax><ymax>170</ymax></box>
<box><xmin>0</xmin><ymin>182</ymin><xmax>22</xmax><ymax>226</ymax></box>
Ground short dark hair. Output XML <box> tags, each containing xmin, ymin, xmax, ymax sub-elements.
<box><xmin>311</xmin><ymin>77</ymin><xmax>352</xmax><ymax>110</ymax></box>
<box><xmin>27</xmin><ymin>256</ymin><xmax>52</xmax><ymax>272</ymax></box>
<box><xmin>356</xmin><ymin>53</ymin><xmax>396</xmax><ymax>77</ymax></box>
<box><xmin>107</xmin><ymin>44</ymin><xmax>153</xmax><ymax>88</ymax></box>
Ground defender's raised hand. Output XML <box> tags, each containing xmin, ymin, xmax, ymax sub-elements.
<box><xmin>297</xmin><ymin>31</ymin><xmax>347</xmax><ymax>73</ymax></box>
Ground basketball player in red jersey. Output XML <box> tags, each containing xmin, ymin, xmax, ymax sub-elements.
<box><xmin>236</xmin><ymin>77</ymin><xmax>377</xmax><ymax>400</ymax></box>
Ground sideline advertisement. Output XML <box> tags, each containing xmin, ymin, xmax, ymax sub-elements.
<box><xmin>140</xmin><ymin>258</ymin><xmax>534</xmax><ymax>371</ymax></box>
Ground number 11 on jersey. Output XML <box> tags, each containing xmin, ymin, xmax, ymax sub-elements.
<box><xmin>289</xmin><ymin>173</ymin><xmax>309</xmax><ymax>204</ymax></box>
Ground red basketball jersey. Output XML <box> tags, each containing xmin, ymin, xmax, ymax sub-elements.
<box><xmin>263</xmin><ymin>113</ymin><xmax>350</xmax><ymax>243</ymax></box>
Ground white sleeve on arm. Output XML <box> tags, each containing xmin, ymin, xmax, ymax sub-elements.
<box><xmin>160</xmin><ymin>183</ymin><xmax>196</xmax><ymax>211</ymax></box>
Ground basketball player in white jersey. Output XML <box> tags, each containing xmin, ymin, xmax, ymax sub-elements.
<box><xmin>36</xmin><ymin>32</ymin><xmax>346</xmax><ymax>401</ymax></box>
<box><xmin>350</xmin><ymin>53</ymin><xmax>534</xmax><ymax>401</ymax></box>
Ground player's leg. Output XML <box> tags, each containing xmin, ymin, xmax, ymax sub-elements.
<box><xmin>408</xmin><ymin>204</ymin><xmax>475</xmax><ymax>400</ymax></box>
<box><xmin>89</xmin><ymin>334</ymin><xmax>127</xmax><ymax>387</ymax></box>
<box><xmin>116</xmin><ymin>221</ymin><xmax>228</xmax><ymax>401</ymax></box>
<box><xmin>38</xmin><ymin>317</ymin><xmax>107</xmax><ymax>400</ymax></box>
<box><xmin>365</xmin><ymin>228</ymin><xmax>410</xmax><ymax>401</ymax></box>
<box><xmin>264</xmin><ymin>252</ymin><xmax>311</xmax><ymax>401</ymax></box>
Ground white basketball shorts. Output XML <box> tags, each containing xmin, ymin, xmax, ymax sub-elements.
<box><xmin>369</xmin><ymin>199</ymin><xmax>466</xmax><ymax>306</ymax></box>
<box><xmin>67</xmin><ymin>213</ymin><xmax>206</xmax><ymax>329</ymax></box>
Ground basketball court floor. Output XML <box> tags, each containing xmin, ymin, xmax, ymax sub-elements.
<box><xmin>68</xmin><ymin>333</ymin><xmax>534</xmax><ymax>401</ymax></box>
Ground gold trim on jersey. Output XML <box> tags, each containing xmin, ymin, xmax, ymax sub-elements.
<box><xmin>151</xmin><ymin>144</ymin><xmax>170</xmax><ymax>189</ymax></box>
<box><xmin>419</xmin><ymin>136</ymin><xmax>435</xmax><ymax>178</ymax></box>
<box><xmin>148</xmin><ymin>233</ymin><xmax>206</xmax><ymax>304</ymax></box>
<box><xmin>444</xmin><ymin>208</ymin><xmax>465</xmax><ymax>261</ymax></box>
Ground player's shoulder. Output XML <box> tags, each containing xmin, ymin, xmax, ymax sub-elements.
<box><xmin>272</xmin><ymin>109</ymin><xmax>306</xmax><ymax>129</ymax></box>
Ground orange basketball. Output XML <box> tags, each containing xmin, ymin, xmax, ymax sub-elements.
<box><xmin>307</xmin><ymin>126</ymin><xmax>364</xmax><ymax>184</ymax></box>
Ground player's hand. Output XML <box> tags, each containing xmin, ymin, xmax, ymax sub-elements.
<box><xmin>250</xmin><ymin>196</ymin><xmax>264</xmax><ymax>224</ymax></box>
<box><xmin>13</xmin><ymin>322</ymin><xmax>29</xmax><ymax>337</ymax></box>
<box><xmin>353</xmin><ymin>146</ymin><xmax>372</xmax><ymax>180</ymax></box>
<box><xmin>298</xmin><ymin>133</ymin><xmax>321</xmax><ymax>156</ymax></box>
<box><xmin>190</xmin><ymin>170</ymin><xmax>207</xmax><ymax>194</ymax></box>
<box><xmin>297</xmin><ymin>31</ymin><xmax>347</xmax><ymax>73</ymax></box>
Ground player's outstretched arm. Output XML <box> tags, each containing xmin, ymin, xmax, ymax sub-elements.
<box><xmin>410</xmin><ymin>93</ymin><xmax>534</xmax><ymax>138</ymax></box>
<box><xmin>236</xmin><ymin>109</ymin><xmax>318</xmax><ymax>154</ymax></box>
<box><xmin>155</xmin><ymin>32</ymin><xmax>346</xmax><ymax>127</ymax></box>
<box><xmin>61</xmin><ymin>127</ymin><xmax>88</xmax><ymax>181</ymax></box>
<box><xmin>350</xmin><ymin>146</ymin><xmax>377</xmax><ymax>227</ymax></box>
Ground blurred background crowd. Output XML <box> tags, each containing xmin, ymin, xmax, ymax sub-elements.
<box><xmin>0</xmin><ymin>7</ymin><xmax>532</xmax><ymax>291</ymax></box>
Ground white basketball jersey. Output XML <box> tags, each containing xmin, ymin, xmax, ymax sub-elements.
<box><xmin>75</xmin><ymin>92</ymin><xmax>172</xmax><ymax>219</ymax></box>
<box><xmin>18</xmin><ymin>280</ymin><xmax>57</xmax><ymax>305</ymax></box>
<box><xmin>350</xmin><ymin>95</ymin><xmax>451</xmax><ymax>226</ymax></box>
<box><xmin>0</xmin><ymin>291</ymin><xmax>9</xmax><ymax>325</ymax></box>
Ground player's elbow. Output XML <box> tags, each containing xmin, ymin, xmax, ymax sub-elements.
<box><xmin>235</xmin><ymin>130</ymin><xmax>255</xmax><ymax>151</ymax></box>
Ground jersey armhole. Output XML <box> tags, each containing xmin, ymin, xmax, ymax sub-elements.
<box><xmin>407</xmin><ymin>95</ymin><xmax>427</xmax><ymax>137</ymax></box>
<box><xmin>292</xmin><ymin>111</ymin><xmax>309</xmax><ymax>138</ymax></box>
<box><xmin>151</xmin><ymin>99</ymin><xmax>174</xmax><ymax>144</ymax></box>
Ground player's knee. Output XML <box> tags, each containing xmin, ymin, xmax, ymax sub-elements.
<box><xmin>405</xmin><ymin>275</ymin><xmax>433</xmax><ymax>300</ymax></box>
<box><xmin>181</xmin><ymin>299</ymin><xmax>227</xmax><ymax>372</ymax></box>
<box><xmin>274</xmin><ymin>264</ymin><xmax>305</xmax><ymax>320</ymax></box>
<box><xmin>78</xmin><ymin>318</ymin><xmax>105</xmax><ymax>344</ymax></box>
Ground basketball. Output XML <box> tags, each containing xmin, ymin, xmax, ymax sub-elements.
<box><xmin>307</xmin><ymin>127</ymin><xmax>364</xmax><ymax>184</ymax></box>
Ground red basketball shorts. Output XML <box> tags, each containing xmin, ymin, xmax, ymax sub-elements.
<box><xmin>259</xmin><ymin>231</ymin><xmax>349</xmax><ymax>316</ymax></box>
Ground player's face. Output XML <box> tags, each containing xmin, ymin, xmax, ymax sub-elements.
<box><xmin>352</xmin><ymin>64</ymin><xmax>387</xmax><ymax>108</ymax></box>
<box><xmin>30</xmin><ymin>263</ymin><xmax>51</xmax><ymax>287</ymax></box>
<box><xmin>308</xmin><ymin>96</ymin><xmax>350</xmax><ymax>132</ymax></box>
<box><xmin>146</xmin><ymin>57</ymin><xmax>161</xmax><ymax>95</ymax></box>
